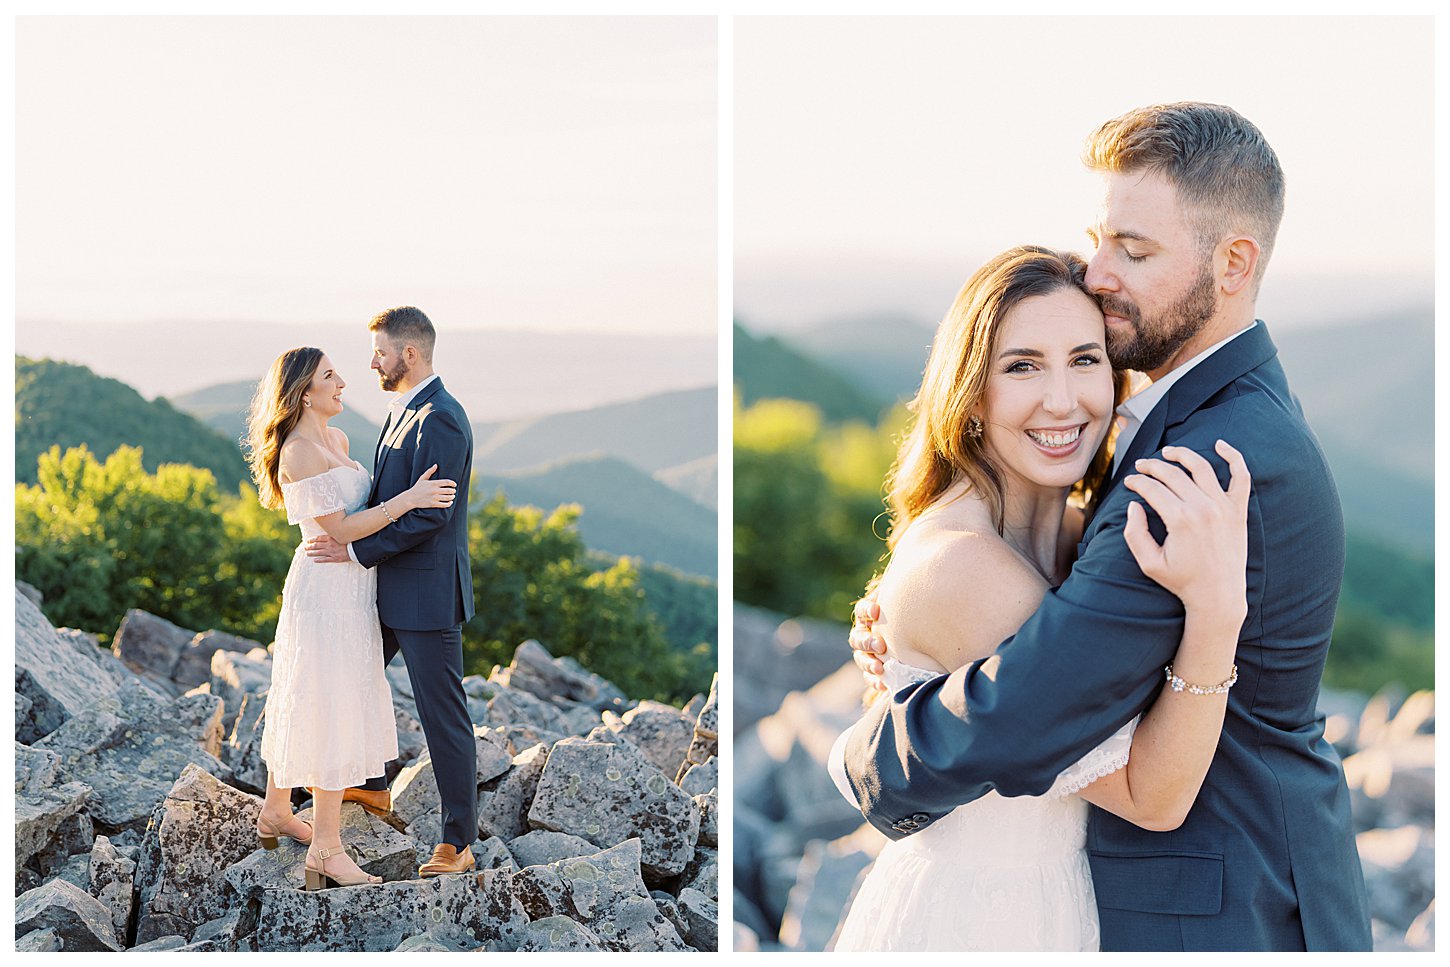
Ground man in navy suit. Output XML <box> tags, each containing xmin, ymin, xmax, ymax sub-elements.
<box><xmin>841</xmin><ymin>103</ymin><xmax>1371</xmax><ymax>950</ymax></box>
<box><xmin>306</xmin><ymin>306</ymin><xmax>478</xmax><ymax>877</ymax></box>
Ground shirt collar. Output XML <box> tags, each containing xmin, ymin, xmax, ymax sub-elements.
<box><xmin>1117</xmin><ymin>321</ymin><xmax>1259</xmax><ymax>424</ymax></box>
<box><xmin>389</xmin><ymin>373</ymin><xmax>439</xmax><ymax>413</ymax></box>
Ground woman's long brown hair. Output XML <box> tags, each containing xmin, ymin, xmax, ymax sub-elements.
<box><xmin>245</xmin><ymin>347</ymin><xmax>323</xmax><ymax>511</ymax></box>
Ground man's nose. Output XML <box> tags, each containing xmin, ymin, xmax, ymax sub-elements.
<box><xmin>1085</xmin><ymin>248</ymin><xmax>1116</xmax><ymax>295</ymax></box>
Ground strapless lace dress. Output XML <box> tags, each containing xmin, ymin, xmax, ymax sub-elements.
<box><xmin>259</xmin><ymin>463</ymin><xmax>398</xmax><ymax>791</ymax></box>
<box><xmin>832</xmin><ymin>658</ymin><xmax>1137</xmax><ymax>952</ymax></box>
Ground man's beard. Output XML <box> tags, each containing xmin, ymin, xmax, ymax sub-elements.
<box><xmin>377</xmin><ymin>359</ymin><xmax>410</xmax><ymax>392</ymax></box>
<box><xmin>1100</xmin><ymin>262</ymin><xmax>1218</xmax><ymax>373</ymax></box>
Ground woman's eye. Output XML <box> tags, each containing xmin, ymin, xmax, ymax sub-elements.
<box><xmin>1073</xmin><ymin>354</ymin><xmax>1102</xmax><ymax>367</ymax></box>
<box><xmin>1005</xmin><ymin>360</ymin><xmax>1036</xmax><ymax>374</ymax></box>
<box><xmin>1124</xmin><ymin>252</ymin><xmax>1147</xmax><ymax>263</ymax></box>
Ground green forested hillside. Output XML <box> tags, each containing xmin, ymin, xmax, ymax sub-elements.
<box><xmin>476</xmin><ymin>455</ymin><xmax>717</xmax><ymax>578</ymax></box>
<box><xmin>15</xmin><ymin>357</ymin><xmax>250</xmax><ymax>490</ymax></box>
<box><xmin>734</xmin><ymin>322</ymin><xmax>886</xmax><ymax>423</ymax></box>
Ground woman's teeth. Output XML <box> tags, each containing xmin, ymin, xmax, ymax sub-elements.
<box><xmin>1026</xmin><ymin>426</ymin><xmax>1081</xmax><ymax>448</ymax></box>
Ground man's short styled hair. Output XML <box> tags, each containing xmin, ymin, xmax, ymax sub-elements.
<box><xmin>368</xmin><ymin>306</ymin><xmax>437</xmax><ymax>362</ymax></box>
<box><xmin>1084</xmin><ymin>102</ymin><xmax>1285</xmax><ymax>284</ymax></box>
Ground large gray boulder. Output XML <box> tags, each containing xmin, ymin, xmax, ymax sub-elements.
<box><xmin>391</xmin><ymin>756</ymin><xmax>444</xmax><ymax>845</ymax></box>
<box><xmin>677</xmin><ymin>673</ymin><xmax>718</xmax><ymax>782</ymax></box>
<box><xmin>681</xmin><ymin>846</ymin><xmax>718</xmax><ymax>901</ymax></box>
<box><xmin>35</xmin><ymin>681</ymin><xmax>229</xmax><ymax>830</ymax></box>
<box><xmin>15</xmin><ymin>742</ymin><xmax>93</xmax><ymax>886</ymax></box>
<box><xmin>15</xmin><ymin>587</ymin><xmax>133</xmax><ymax>742</ymax></box>
<box><xmin>475</xmin><ymin>680</ymin><xmax>582</xmax><ymax>735</ymax></box>
<box><xmin>132</xmin><ymin>765</ymin><xmax>265</xmax><ymax>944</ymax></box>
<box><xmin>492</xmin><ymin>639</ymin><xmax>627</xmax><ymax>711</ymax></box>
<box><xmin>252</xmin><ymin>869</ymin><xmax>526</xmax><ymax>952</ymax></box>
<box><xmin>514</xmin><ymin>915</ymin><xmax>605</xmax><ymax>952</ymax></box>
<box><xmin>506</xmin><ymin>829</ymin><xmax>599</xmax><ymax>869</ymax></box>
<box><xmin>223</xmin><ymin>691</ymin><xmax>268</xmax><ymax>794</ymax></box>
<box><xmin>222</xmin><ymin>803</ymin><xmax>417</xmax><ymax>899</ymax></box>
<box><xmin>528</xmin><ymin>738</ymin><xmax>701</xmax><ymax>880</ymax></box>
<box><xmin>16</xmin><ymin>928</ymin><xmax>64</xmax><ymax>951</ymax></box>
<box><xmin>680</xmin><ymin>755</ymin><xmax>718</xmax><ymax>796</ymax></box>
<box><xmin>15</xmin><ymin>877</ymin><xmax>121</xmax><ymax>951</ymax></box>
<box><xmin>208</xmin><ymin>647</ymin><xmax>273</xmax><ymax>734</ymax></box>
<box><xmin>678</xmin><ymin>887</ymin><xmax>719</xmax><ymax>951</ymax></box>
<box><xmin>111</xmin><ymin>609</ymin><xmax>195</xmax><ymax>691</ymax></box>
<box><xmin>89</xmin><ymin>835</ymin><xmax>136</xmax><ymax>945</ymax></box>
<box><xmin>602</xmin><ymin>700</ymin><xmax>696</xmax><ymax>777</ymax></box>
<box><xmin>511</xmin><ymin>839</ymin><xmax>688</xmax><ymax>952</ymax></box>
<box><xmin>694</xmin><ymin>790</ymin><xmax>718</xmax><ymax>847</ymax></box>
<box><xmin>1357</xmin><ymin>824</ymin><xmax>1435</xmax><ymax>933</ymax></box>
<box><xmin>176</xmin><ymin>631</ymin><xmax>264</xmax><ymax>690</ymax></box>
<box><xmin>477</xmin><ymin>742</ymin><xmax>549</xmax><ymax>842</ymax></box>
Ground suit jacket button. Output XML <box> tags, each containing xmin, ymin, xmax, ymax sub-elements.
<box><xmin>911</xmin><ymin>813</ymin><xmax>930</xmax><ymax>823</ymax></box>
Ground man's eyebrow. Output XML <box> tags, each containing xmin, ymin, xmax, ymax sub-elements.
<box><xmin>1088</xmin><ymin>228</ymin><xmax>1156</xmax><ymax>244</ymax></box>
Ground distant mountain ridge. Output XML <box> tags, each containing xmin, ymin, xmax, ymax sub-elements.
<box><xmin>15</xmin><ymin>357</ymin><xmax>250</xmax><ymax>490</ymax></box>
<box><xmin>170</xmin><ymin>381</ymin><xmax>382</xmax><ymax>473</ymax></box>
<box><xmin>472</xmin><ymin>386</ymin><xmax>718</xmax><ymax>477</ymax></box>
<box><xmin>475</xmin><ymin>455</ymin><xmax>717</xmax><ymax>578</ymax></box>
<box><xmin>733</xmin><ymin>322</ymin><xmax>886</xmax><ymax>423</ymax></box>
<box><xmin>15</xmin><ymin>319</ymin><xmax>716</xmax><ymax>426</ymax></box>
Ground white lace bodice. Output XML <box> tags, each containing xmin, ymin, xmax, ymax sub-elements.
<box><xmin>280</xmin><ymin>463</ymin><xmax>370</xmax><ymax>538</ymax></box>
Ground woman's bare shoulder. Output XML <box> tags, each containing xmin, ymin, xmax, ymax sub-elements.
<box><xmin>879</xmin><ymin>519</ymin><xmax>1048</xmax><ymax>671</ymax></box>
<box><xmin>328</xmin><ymin>425</ymin><xmax>351</xmax><ymax>455</ymax></box>
<box><xmin>278</xmin><ymin>436</ymin><xmax>330</xmax><ymax>484</ymax></box>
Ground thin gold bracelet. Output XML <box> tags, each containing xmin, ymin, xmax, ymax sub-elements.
<box><xmin>1164</xmin><ymin>663</ymin><xmax>1238</xmax><ymax>695</ymax></box>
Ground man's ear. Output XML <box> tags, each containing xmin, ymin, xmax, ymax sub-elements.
<box><xmin>1219</xmin><ymin>236</ymin><xmax>1261</xmax><ymax>296</ymax></box>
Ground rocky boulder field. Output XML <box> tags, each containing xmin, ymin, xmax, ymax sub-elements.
<box><xmin>733</xmin><ymin>602</ymin><xmax>1435</xmax><ymax>953</ymax></box>
<box><xmin>14</xmin><ymin>583</ymin><xmax>718</xmax><ymax>952</ymax></box>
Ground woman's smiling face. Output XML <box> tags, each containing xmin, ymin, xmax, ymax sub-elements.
<box><xmin>978</xmin><ymin>286</ymin><xmax>1114</xmax><ymax>493</ymax></box>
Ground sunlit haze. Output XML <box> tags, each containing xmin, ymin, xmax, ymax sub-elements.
<box><xmin>735</xmin><ymin>16</ymin><xmax>1433</xmax><ymax>332</ymax></box>
<box><xmin>17</xmin><ymin>16</ymin><xmax>716</xmax><ymax>335</ymax></box>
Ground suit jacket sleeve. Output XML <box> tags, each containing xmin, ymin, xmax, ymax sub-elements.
<box><xmin>350</xmin><ymin>405</ymin><xmax>469</xmax><ymax>568</ymax></box>
<box><xmin>844</xmin><ymin>483</ymin><xmax>1191</xmax><ymax>839</ymax></box>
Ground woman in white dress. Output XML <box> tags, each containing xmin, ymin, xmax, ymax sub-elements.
<box><xmin>830</xmin><ymin>246</ymin><xmax>1250</xmax><ymax>950</ymax></box>
<box><xmin>244</xmin><ymin>346</ymin><xmax>456</xmax><ymax>890</ymax></box>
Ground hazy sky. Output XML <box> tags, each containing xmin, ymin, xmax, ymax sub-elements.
<box><xmin>735</xmin><ymin>15</ymin><xmax>1434</xmax><ymax>331</ymax></box>
<box><xmin>16</xmin><ymin>16</ymin><xmax>716</xmax><ymax>334</ymax></box>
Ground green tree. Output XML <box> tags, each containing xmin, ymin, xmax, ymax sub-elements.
<box><xmin>16</xmin><ymin>445</ymin><xmax>230</xmax><ymax>638</ymax></box>
<box><xmin>465</xmin><ymin>490</ymin><xmax>708</xmax><ymax>703</ymax></box>
<box><xmin>733</xmin><ymin>396</ymin><xmax>894</xmax><ymax>621</ymax></box>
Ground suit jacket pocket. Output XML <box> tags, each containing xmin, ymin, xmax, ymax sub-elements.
<box><xmin>1088</xmin><ymin>849</ymin><xmax>1224</xmax><ymax>915</ymax></box>
<box><xmin>389</xmin><ymin>550</ymin><xmax>436</xmax><ymax>570</ymax></box>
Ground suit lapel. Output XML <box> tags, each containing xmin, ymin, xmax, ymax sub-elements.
<box><xmin>1098</xmin><ymin>321</ymin><xmax>1280</xmax><ymax>505</ymax></box>
<box><xmin>370</xmin><ymin>378</ymin><xmax>447</xmax><ymax>502</ymax></box>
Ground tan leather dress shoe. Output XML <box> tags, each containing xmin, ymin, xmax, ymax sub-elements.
<box><xmin>310</xmin><ymin>786</ymin><xmax>393</xmax><ymax>816</ymax></box>
<box><xmin>418</xmin><ymin>843</ymin><xmax>475</xmax><ymax>878</ymax></box>
<box><xmin>342</xmin><ymin>787</ymin><xmax>392</xmax><ymax>816</ymax></box>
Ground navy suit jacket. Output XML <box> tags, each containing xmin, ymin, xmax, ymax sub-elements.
<box><xmin>844</xmin><ymin>322</ymin><xmax>1371</xmax><ymax>951</ymax></box>
<box><xmin>352</xmin><ymin>378</ymin><xmax>475</xmax><ymax>632</ymax></box>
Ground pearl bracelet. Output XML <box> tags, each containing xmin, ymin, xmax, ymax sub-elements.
<box><xmin>1164</xmin><ymin>663</ymin><xmax>1238</xmax><ymax>695</ymax></box>
<box><xmin>381</xmin><ymin>500</ymin><xmax>398</xmax><ymax>525</ymax></box>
